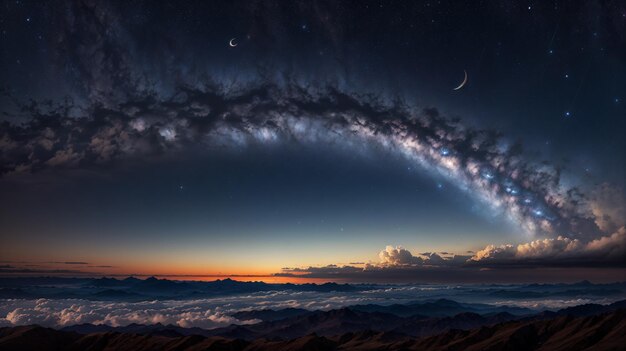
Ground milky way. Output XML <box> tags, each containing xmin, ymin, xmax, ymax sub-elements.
<box><xmin>0</xmin><ymin>81</ymin><xmax>605</xmax><ymax>243</ymax></box>
<box><xmin>0</xmin><ymin>0</ymin><xmax>621</xmax><ymax>251</ymax></box>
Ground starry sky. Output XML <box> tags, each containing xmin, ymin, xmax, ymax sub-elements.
<box><xmin>0</xmin><ymin>0</ymin><xmax>624</xmax><ymax>282</ymax></box>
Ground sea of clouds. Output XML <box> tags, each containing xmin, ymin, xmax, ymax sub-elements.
<box><xmin>1</xmin><ymin>286</ymin><xmax>622</xmax><ymax>329</ymax></box>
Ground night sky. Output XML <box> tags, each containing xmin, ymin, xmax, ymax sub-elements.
<box><xmin>0</xmin><ymin>0</ymin><xmax>624</xmax><ymax>282</ymax></box>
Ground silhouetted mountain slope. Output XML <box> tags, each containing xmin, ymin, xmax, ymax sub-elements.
<box><xmin>349</xmin><ymin>298</ymin><xmax>532</xmax><ymax>317</ymax></box>
<box><xmin>62</xmin><ymin>323</ymin><xmax>212</xmax><ymax>338</ymax></box>
<box><xmin>2</xmin><ymin>310</ymin><xmax>625</xmax><ymax>350</ymax></box>
<box><xmin>231</xmin><ymin>308</ymin><xmax>313</xmax><ymax>322</ymax></box>
<box><xmin>59</xmin><ymin>308</ymin><xmax>519</xmax><ymax>340</ymax></box>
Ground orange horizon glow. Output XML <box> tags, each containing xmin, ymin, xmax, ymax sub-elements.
<box><xmin>0</xmin><ymin>272</ymin><xmax>341</xmax><ymax>284</ymax></box>
<box><xmin>0</xmin><ymin>259</ymin><xmax>352</xmax><ymax>284</ymax></box>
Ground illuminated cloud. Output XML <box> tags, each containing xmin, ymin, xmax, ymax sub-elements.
<box><xmin>278</xmin><ymin>236</ymin><xmax>625</xmax><ymax>282</ymax></box>
<box><xmin>379</xmin><ymin>246</ymin><xmax>423</xmax><ymax>266</ymax></box>
<box><xmin>469</xmin><ymin>227</ymin><xmax>626</xmax><ymax>267</ymax></box>
<box><xmin>278</xmin><ymin>245</ymin><xmax>472</xmax><ymax>280</ymax></box>
<box><xmin>0</xmin><ymin>299</ymin><xmax>248</xmax><ymax>329</ymax></box>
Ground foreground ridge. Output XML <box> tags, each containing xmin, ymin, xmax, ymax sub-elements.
<box><xmin>1</xmin><ymin>309</ymin><xmax>624</xmax><ymax>351</ymax></box>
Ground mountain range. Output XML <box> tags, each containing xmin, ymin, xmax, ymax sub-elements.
<box><xmin>56</xmin><ymin>299</ymin><xmax>626</xmax><ymax>340</ymax></box>
<box><xmin>2</xmin><ymin>308</ymin><xmax>624</xmax><ymax>350</ymax></box>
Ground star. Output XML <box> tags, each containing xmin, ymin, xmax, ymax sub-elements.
<box><xmin>482</xmin><ymin>172</ymin><xmax>494</xmax><ymax>180</ymax></box>
<box><xmin>564</xmin><ymin>111</ymin><xmax>571</xmax><ymax>117</ymax></box>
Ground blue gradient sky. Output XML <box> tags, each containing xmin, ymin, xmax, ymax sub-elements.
<box><xmin>0</xmin><ymin>1</ymin><xmax>624</xmax><ymax>281</ymax></box>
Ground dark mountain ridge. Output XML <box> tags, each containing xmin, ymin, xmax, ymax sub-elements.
<box><xmin>61</xmin><ymin>299</ymin><xmax>626</xmax><ymax>341</ymax></box>
<box><xmin>4</xmin><ymin>309</ymin><xmax>625</xmax><ymax>351</ymax></box>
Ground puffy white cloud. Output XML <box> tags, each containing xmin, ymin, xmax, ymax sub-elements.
<box><xmin>379</xmin><ymin>246</ymin><xmax>423</xmax><ymax>266</ymax></box>
<box><xmin>0</xmin><ymin>287</ymin><xmax>484</xmax><ymax>328</ymax></box>
<box><xmin>516</xmin><ymin>236</ymin><xmax>584</xmax><ymax>258</ymax></box>
<box><xmin>377</xmin><ymin>246</ymin><xmax>471</xmax><ymax>267</ymax></box>
<box><xmin>2</xmin><ymin>283</ymin><xmax>623</xmax><ymax>329</ymax></box>
<box><xmin>0</xmin><ymin>298</ymin><xmax>249</xmax><ymax>329</ymax></box>
<box><xmin>468</xmin><ymin>244</ymin><xmax>516</xmax><ymax>261</ymax></box>
<box><xmin>470</xmin><ymin>227</ymin><xmax>626</xmax><ymax>266</ymax></box>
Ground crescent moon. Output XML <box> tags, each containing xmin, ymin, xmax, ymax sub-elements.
<box><xmin>229</xmin><ymin>38</ymin><xmax>238</xmax><ymax>47</ymax></box>
<box><xmin>453</xmin><ymin>70</ymin><xmax>468</xmax><ymax>91</ymax></box>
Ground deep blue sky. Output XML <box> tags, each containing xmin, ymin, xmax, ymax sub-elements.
<box><xmin>0</xmin><ymin>0</ymin><xmax>624</xmax><ymax>280</ymax></box>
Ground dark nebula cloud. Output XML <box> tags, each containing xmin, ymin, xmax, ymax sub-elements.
<box><xmin>1</xmin><ymin>74</ymin><xmax>618</xmax><ymax>244</ymax></box>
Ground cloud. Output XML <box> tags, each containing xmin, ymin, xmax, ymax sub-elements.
<box><xmin>277</xmin><ymin>236</ymin><xmax>625</xmax><ymax>282</ymax></box>
<box><xmin>0</xmin><ymin>267</ymin><xmax>94</xmax><ymax>274</ymax></box>
<box><xmin>379</xmin><ymin>246</ymin><xmax>423</xmax><ymax>266</ymax></box>
<box><xmin>50</xmin><ymin>262</ymin><xmax>90</xmax><ymax>265</ymax></box>
<box><xmin>469</xmin><ymin>227</ymin><xmax>626</xmax><ymax>267</ymax></box>
<box><xmin>0</xmin><ymin>298</ymin><xmax>247</xmax><ymax>329</ymax></box>
<box><xmin>1</xmin><ymin>283</ymin><xmax>623</xmax><ymax>329</ymax></box>
<box><xmin>590</xmin><ymin>184</ymin><xmax>626</xmax><ymax>234</ymax></box>
<box><xmin>277</xmin><ymin>264</ymin><xmax>364</xmax><ymax>277</ymax></box>
<box><xmin>278</xmin><ymin>245</ymin><xmax>475</xmax><ymax>281</ymax></box>
<box><xmin>377</xmin><ymin>246</ymin><xmax>470</xmax><ymax>267</ymax></box>
<box><xmin>0</xmin><ymin>261</ymin><xmax>113</xmax><ymax>275</ymax></box>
